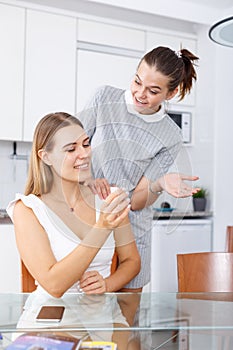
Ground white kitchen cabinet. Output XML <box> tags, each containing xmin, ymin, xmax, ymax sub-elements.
<box><xmin>0</xmin><ymin>4</ymin><xmax>25</xmax><ymax>141</ymax></box>
<box><xmin>146</xmin><ymin>31</ymin><xmax>197</xmax><ymax>107</ymax></box>
<box><xmin>76</xmin><ymin>49</ymin><xmax>140</xmax><ymax>112</ymax></box>
<box><xmin>76</xmin><ymin>17</ymin><xmax>146</xmax><ymax>112</ymax></box>
<box><xmin>77</xmin><ymin>19</ymin><xmax>145</xmax><ymax>51</ymax></box>
<box><xmin>151</xmin><ymin>219</ymin><xmax>212</xmax><ymax>292</ymax></box>
<box><xmin>146</xmin><ymin>31</ymin><xmax>196</xmax><ymax>55</ymax></box>
<box><xmin>23</xmin><ymin>10</ymin><xmax>77</xmax><ymax>141</ymax></box>
<box><xmin>0</xmin><ymin>225</ymin><xmax>21</xmax><ymax>292</ymax></box>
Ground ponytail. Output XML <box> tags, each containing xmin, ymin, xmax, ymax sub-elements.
<box><xmin>179</xmin><ymin>48</ymin><xmax>199</xmax><ymax>100</ymax></box>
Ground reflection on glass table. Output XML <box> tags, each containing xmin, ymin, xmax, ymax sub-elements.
<box><xmin>0</xmin><ymin>292</ymin><xmax>233</xmax><ymax>349</ymax></box>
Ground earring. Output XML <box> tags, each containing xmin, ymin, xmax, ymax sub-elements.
<box><xmin>164</xmin><ymin>100</ymin><xmax>169</xmax><ymax>114</ymax></box>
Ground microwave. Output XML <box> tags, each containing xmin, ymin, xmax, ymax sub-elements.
<box><xmin>168</xmin><ymin>111</ymin><xmax>192</xmax><ymax>144</ymax></box>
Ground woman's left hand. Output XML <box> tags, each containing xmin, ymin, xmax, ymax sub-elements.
<box><xmin>158</xmin><ymin>173</ymin><xmax>200</xmax><ymax>198</ymax></box>
<box><xmin>79</xmin><ymin>270</ymin><xmax>107</xmax><ymax>294</ymax></box>
<box><xmin>84</xmin><ymin>178</ymin><xmax>111</xmax><ymax>200</ymax></box>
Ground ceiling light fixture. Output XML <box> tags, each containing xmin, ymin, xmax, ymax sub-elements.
<box><xmin>209</xmin><ymin>16</ymin><xmax>233</xmax><ymax>47</ymax></box>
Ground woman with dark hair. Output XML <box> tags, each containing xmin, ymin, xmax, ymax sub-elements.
<box><xmin>79</xmin><ymin>46</ymin><xmax>200</xmax><ymax>292</ymax></box>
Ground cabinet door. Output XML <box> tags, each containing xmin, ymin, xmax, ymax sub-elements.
<box><xmin>0</xmin><ymin>225</ymin><xmax>21</xmax><ymax>292</ymax></box>
<box><xmin>23</xmin><ymin>10</ymin><xmax>77</xmax><ymax>141</ymax></box>
<box><xmin>151</xmin><ymin>220</ymin><xmax>212</xmax><ymax>292</ymax></box>
<box><xmin>0</xmin><ymin>4</ymin><xmax>25</xmax><ymax>140</ymax></box>
<box><xmin>146</xmin><ymin>31</ymin><xmax>197</xmax><ymax>106</ymax></box>
<box><xmin>78</xmin><ymin>19</ymin><xmax>145</xmax><ymax>51</ymax></box>
<box><xmin>76</xmin><ymin>50</ymin><xmax>139</xmax><ymax>112</ymax></box>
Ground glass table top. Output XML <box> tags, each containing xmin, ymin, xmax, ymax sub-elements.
<box><xmin>0</xmin><ymin>292</ymin><xmax>233</xmax><ymax>333</ymax></box>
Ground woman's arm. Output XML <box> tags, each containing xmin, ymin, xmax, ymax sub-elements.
<box><xmin>79</xmin><ymin>240</ymin><xmax>140</xmax><ymax>294</ymax></box>
<box><xmin>108</xmin><ymin>216</ymin><xmax>141</xmax><ymax>291</ymax></box>
<box><xmin>13</xmin><ymin>190</ymin><xmax>130</xmax><ymax>298</ymax></box>
<box><xmin>79</xmin><ymin>217</ymin><xmax>141</xmax><ymax>293</ymax></box>
<box><xmin>130</xmin><ymin>173</ymin><xmax>200</xmax><ymax>211</ymax></box>
<box><xmin>105</xmin><ymin>239</ymin><xmax>141</xmax><ymax>292</ymax></box>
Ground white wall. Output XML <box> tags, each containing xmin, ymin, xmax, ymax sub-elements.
<box><xmin>213</xmin><ymin>44</ymin><xmax>233</xmax><ymax>250</ymax></box>
<box><xmin>188</xmin><ymin>24</ymin><xmax>216</xmax><ymax>211</ymax></box>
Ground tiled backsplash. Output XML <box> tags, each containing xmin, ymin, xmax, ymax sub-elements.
<box><xmin>0</xmin><ymin>140</ymin><xmax>32</xmax><ymax>208</ymax></box>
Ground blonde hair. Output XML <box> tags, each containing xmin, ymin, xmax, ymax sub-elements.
<box><xmin>25</xmin><ymin>112</ymin><xmax>83</xmax><ymax>196</ymax></box>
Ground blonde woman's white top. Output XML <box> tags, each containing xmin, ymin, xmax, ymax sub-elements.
<box><xmin>7</xmin><ymin>193</ymin><xmax>115</xmax><ymax>294</ymax></box>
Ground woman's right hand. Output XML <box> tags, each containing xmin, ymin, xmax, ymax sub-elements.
<box><xmin>97</xmin><ymin>188</ymin><xmax>130</xmax><ymax>229</ymax></box>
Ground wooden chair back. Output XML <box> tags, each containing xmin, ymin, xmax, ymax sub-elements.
<box><xmin>225</xmin><ymin>226</ymin><xmax>233</xmax><ymax>252</ymax></box>
<box><xmin>21</xmin><ymin>251</ymin><xmax>119</xmax><ymax>292</ymax></box>
<box><xmin>177</xmin><ymin>252</ymin><xmax>233</xmax><ymax>293</ymax></box>
<box><xmin>21</xmin><ymin>261</ymin><xmax>36</xmax><ymax>292</ymax></box>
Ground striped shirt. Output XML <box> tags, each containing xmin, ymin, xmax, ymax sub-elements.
<box><xmin>78</xmin><ymin>85</ymin><xmax>182</xmax><ymax>287</ymax></box>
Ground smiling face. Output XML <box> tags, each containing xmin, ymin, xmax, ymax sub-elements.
<box><xmin>41</xmin><ymin>124</ymin><xmax>92</xmax><ymax>183</ymax></box>
<box><xmin>130</xmin><ymin>60</ymin><xmax>178</xmax><ymax>115</ymax></box>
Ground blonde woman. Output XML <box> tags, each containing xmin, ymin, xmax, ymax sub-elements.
<box><xmin>7</xmin><ymin>112</ymin><xmax>140</xmax><ymax>298</ymax></box>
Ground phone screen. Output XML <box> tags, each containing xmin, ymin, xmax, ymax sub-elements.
<box><xmin>36</xmin><ymin>306</ymin><xmax>65</xmax><ymax>322</ymax></box>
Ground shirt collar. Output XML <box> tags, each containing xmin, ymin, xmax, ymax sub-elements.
<box><xmin>124</xmin><ymin>90</ymin><xmax>166</xmax><ymax>122</ymax></box>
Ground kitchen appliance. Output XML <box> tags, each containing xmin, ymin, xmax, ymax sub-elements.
<box><xmin>168</xmin><ymin>111</ymin><xmax>192</xmax><ymax>144</ymax></box>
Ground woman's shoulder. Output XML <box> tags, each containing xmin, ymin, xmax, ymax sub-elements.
<box><xmin>94</xmin><ymin>85</ymin><xmax>125</xmax><ymax>102</ymax></box>
<box><xmin>8</xmin><ymin>193</ymin><xmax>40</xmax><ymax>206</ymax></box>
<box><xmin>83</xmin><ymin>85</ymin><xmax>125</xmax><ymax>112</ymax></box>
<box><xmin>6</xmin><ymin>194</ymin><xmax>41</xmax><ymax>221</ymax></box>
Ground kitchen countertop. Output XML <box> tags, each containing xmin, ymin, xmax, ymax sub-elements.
<box><xmin>153</xmin><ymin>210</ymin><xmax>213</xmax><ymax>220</ymax></box>
<box><xmin>0</xmin><ymin>208</ymin><xmax>213</xmax><ymax>224</ymax></box>
<box><xmin>0</xmin><ymin>209</ymin><xmax>12</xmax><ymax>224</ymax></box>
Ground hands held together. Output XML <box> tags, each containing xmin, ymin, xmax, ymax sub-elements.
<box><xmin>79</xmin><ymin>270</ymin><xmax>107</xmax><ymax>294</ymax></box>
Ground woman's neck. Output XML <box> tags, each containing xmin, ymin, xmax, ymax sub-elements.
<box><xmin>48</xmin><ymin>180</ymin><xmax>84</xmax><ymax>212</ymax></box>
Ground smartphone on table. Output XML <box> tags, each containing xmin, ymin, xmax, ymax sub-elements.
<box><xmin>36</xmin><ymin>306</ymin><xmax>65</xmax><ymax>322</ymax></box>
